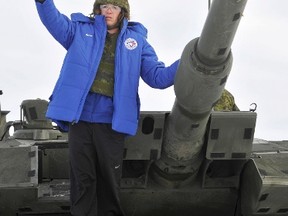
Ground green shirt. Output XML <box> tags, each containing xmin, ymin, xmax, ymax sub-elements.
<box><xmin>90</xmin><ymin>32</ymin><xmax>119</xmax><ymax>97</ymax></box>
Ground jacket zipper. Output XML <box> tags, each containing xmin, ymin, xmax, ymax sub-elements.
<box><xmin>112</xmin><ymin>20</ymin><xmax>127</xmax><ymax>123</ymax></box>
<box><xmin>73</xmin><ymin>19</ymin><xmax>107</xmax><ymax>123</ymax></box>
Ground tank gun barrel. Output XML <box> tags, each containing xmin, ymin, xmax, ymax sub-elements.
<box><xmin>152</xmin><ymin>0</ymin><xmax>248</xmax><ymax>187</ymax></box>
<box><xmin>198</xmin><ymin>0</ymin><xmax>247</xmax><ymax>65</ymax></box>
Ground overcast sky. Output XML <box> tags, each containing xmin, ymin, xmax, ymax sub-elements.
<box><xmin>1</xmin><ymin>0</ymin><xmax>288</xmax><ymax>141</ymax></box>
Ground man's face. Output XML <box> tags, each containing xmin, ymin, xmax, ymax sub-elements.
<box><xmin>100</xmin><ymin>4</ymin><xmax>122</xmax><ymax>29</ymax></box>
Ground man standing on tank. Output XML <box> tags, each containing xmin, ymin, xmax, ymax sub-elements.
<box><xmin>34</xmin><ymin>0</ymin><xmax>179</xmax><ymax>215</ymax></box>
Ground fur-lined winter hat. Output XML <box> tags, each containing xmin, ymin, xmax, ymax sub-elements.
<box><xmin>91</xmin><ymin>0</ymin><xmax>130</xmax><ymax>20</ymax></box>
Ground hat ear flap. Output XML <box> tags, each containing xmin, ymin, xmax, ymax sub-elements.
<box><xmin>89</xmin><ymin>2</ymin><xmax>101</xmax><ymax>18</ymax></box>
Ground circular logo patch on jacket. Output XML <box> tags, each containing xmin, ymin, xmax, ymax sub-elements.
<box><xmin>124</xmin><ymin>38</ymin><xmax>138</xmax><ymax>50</ymax></box>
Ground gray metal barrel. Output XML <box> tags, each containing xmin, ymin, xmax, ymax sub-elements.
<box><xmin>152</xmin><ymin>0</ymin><xmax>248</xmax><ymax>187</ymax></box>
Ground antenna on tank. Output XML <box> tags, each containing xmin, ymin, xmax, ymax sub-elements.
<box><xmin>208</xmin><ymin>0</ymin><xmax>212</xmax><ymax>10</ymax></box>
<box><xmin>0</xmin><ymin>90</ymin><xmax>2</xmax><ymax>112</ymax></box>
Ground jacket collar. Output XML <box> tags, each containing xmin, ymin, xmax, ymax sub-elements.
<box><xmin>70</xmin><ymin>13</ymin><xmax>147</xmax><ymax>38</ymax></box>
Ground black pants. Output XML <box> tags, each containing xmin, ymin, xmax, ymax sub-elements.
<box><xmin>68</xmin><ymin>122</ymin><xmax>126</xmax><ymax>216</ymax></box>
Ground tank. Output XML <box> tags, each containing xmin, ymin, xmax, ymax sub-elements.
<box><xmin>0</xmin><ymin>0</ymin><xmax>287</xmax><ymax>215</ymax></box>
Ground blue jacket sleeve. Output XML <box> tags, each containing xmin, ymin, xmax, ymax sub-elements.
<box><xmin>35</xmin><ymin>0</ymin><xmax>75</xmax><ymax>49</ymax></box>
<box><xmin>140</xmin><ymin>40</ymin><xmax>179</xmax><ymax>89</ymax></box>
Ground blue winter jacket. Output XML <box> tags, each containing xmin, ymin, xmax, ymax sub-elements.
<box><xmin>36</xmin><ymin>0</ymin><xmax>179</xmax><ymax>135</ymax></box>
